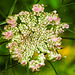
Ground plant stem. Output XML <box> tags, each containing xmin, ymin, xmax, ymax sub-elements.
<box><xmin>62</xmin><ymin>37</ymin><xmax>75</xmax><ymax>40</ymax></box>
<box><xmin>36</xmin><ymin>0</ymin><xmax>40</xmax><ymax>4</ymax></box>
<box><xmin>56</xmin><ymin>50</ymin><xmax>59</xmax><ymax>54</ymax></box>
<box><xmin>62</xmin><ymin>0</ymin><xmax>64</xmax><ymax>5</ymax></box>
<box><xmin>66</xmin><ymin>29</ymin><xmax>75</xmax><ymax>34</ymax></box>
<box><xmin>10</xmin><ymin>58</ymin><xmax>15</xmax><ymax>75</ymax></box>
<box><xmin>27</xmin><ymin>62</ymin><xmax>30</xmax><ymax>75</ymax></box>
<box><xmin>0</xmin><ymin>9</ymin><xmax>6</xmax><ymax>18</ymax></box>
<box><xmin>48</xmin><ymin>60</ymin><xmax>58</xmax><ymax>75</ymax></box>
<box><xmin>5</xmin><ymin>57</ymin><xmax>9</xmax><ymax>75</ymax></box>
<box><xmin>63</xmin><ymin>3</ymin><xmax>75</xmax><ymax>6</ymax></box>
<box><xmin>0</xmin><ymin>21</ymin><xmax>6</xmax><ymax>25</ymax></box>
<box><xmin>2</xmin><ymin>63</ymin><xmax>20</xmax><ymax>72</ymax></box>
<box><xmin>0</xmin><ymin>54</ymin><xmax>10</xmax><ymax>56</ymax></box>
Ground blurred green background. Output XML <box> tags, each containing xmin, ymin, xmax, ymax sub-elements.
<box><xmin>0</xmin><ymin>0</ymin><xmax>75</xmax><ymax>75</ymax></box>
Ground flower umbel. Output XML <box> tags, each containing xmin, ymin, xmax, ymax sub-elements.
<box><xmin>2</xmin><ymin>4</ymin><xmax>69</xmax><ymax>71</ymax></box>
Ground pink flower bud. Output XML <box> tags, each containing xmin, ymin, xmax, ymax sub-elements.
<box><xmin>53</xmin><ymin>15</ymin><xmax>57</xmax><ymax>20</ymax></box>
<box><xmin>32</xmin><ymin>4</ymin><xmax>44</xmax><ymax>13</ymax></box>
<box><xmin>55</xmin><ymin>54</ymin><xmax>61</xmax><ymax>60</ymax></box>
<box><xmin>10</xmin><ymin>24</ymin><xmax>17</xmax><ymax>27</ymax></box>
<box><xmin>36</xmin><ymin>64</ymin><xmax>41</xmax><ymax>68</ymax></box>
<box><xmin>51</xmin><ymin>35</ymin><xmax>57</xmax><ymax>42</ymax></box>
<box><xmin>48</xmin><ymin>16</ymin><xmax>53</xmax><ymax>22</ymax></box>
<box><xmin>21</xmin><ymin>61</ymin><xmax>26</xmax><ymax>65</ymax></box>
<box><xmin>64</xmin><ymin>24</ymin><xmax>69</xmax><ymax>28</ymax></box>
<box><xmin>7</xmin><ymin>19</ymin><xmax>13</xmax><ymax>24</ymax></box>
<box><xmin>2</xmin><ymin>31</ymin><xmax>13</xmax><ymax>40</ymax></box>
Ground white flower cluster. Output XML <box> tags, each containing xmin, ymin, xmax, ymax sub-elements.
<box><xmin>2</xmin><ymin>4</ymin><xmax>69</xmax><ymax>71</ymax></box>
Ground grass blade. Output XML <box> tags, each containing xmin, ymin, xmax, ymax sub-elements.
<box><xmin>9</xmin><ymin>0</ymin><xmax>17</xmax><ymax>15</ymax></box>
<box><xmin>22</xmin><ymin>0</ymin><xmax>32</xmax><ymax>12</ymax></box>
<box><xmin>48</xmin><ymin>60</ymin><xmax>58</xmax><ymax>75</ymax></box>
<box><xmin>0</xmin><ymin>21</ymin><xmax>6</xmax><ymax>25</ymax></box>
<box><xmin>0</xmin><ymin>9</ymin><xmax>6</xmax><ymax>18</ymax></box>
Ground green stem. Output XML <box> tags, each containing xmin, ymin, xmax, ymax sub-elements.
<box><xmin>62</xmin><ymin>37</ymin><xmax>75</xmax><ymax>40</ymax></box>
<box><xmin>0</xmin><ymin>41</ymin><xmax>8</xmax><ymax>46</ymax></box>
<box><xmin>10</xmin><ymin>58</ymin><xmax>15</xmax><ymax>75</ymax></box>
<box><xmin>5</xmin><ymin>57</ymin><xmax>9</xmax><ymax>75</ymax></box>
<box><xmin>57</xmin><ymin>2</ymin><xmax>75</xmax><ymax>10</ymax></box>
<box><xmin>0</xmin><ymin>21</ymin><xmax>6</xmax><ymax>25</ymax></box>
<box><xmin>56</xmin><ymin>50</ymin><xmax>59</xmax><ymax>54</ymax></box>
<box><xmin>0</xmin><ymin>54</ymin><xmax>10</xmax><ymax>56</ymax></box>
<box><xmin>0</xmin><ymin>9</ymin><xmax>6</xmax><ymax>18</ymax></box>
<box><xmin>63</xmin><ymin>3</ymin><xmax>75</xmax><ymax>6</ymax></box>
<box><xmin>36</xmin><ymin>0</ymin><xmax>40</xmax><ymax>4</ymax></box>
<box><xmin>27</xmin><ymin>62</ymin><xmax>30</xmax><ymax>75</ymax></box>
<box><xmin>48</xmin><ymin>60</ymin><xmax>58</xmax><ymax>75</ymax></box>
<box><xmin>2</xmin><ymin>63</ymin><xmax>20</xmax><ymax>72</ymax></box>
<box><xmin>66</xmin><ymin>29</ymin><xmax>75</xmax><ymax>34</ymax></box>
<box><xmin>62</xmin><ymin>0</ymin><xmax>64</xmax><ymax>5</ymax></box>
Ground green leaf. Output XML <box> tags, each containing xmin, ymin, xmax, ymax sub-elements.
<box><xmin>48</xmin><ymin>60</ymin><xmax>58</xmax><ymax>75</ymax></box>
<box><xmin>0</xmin><ymin>9</ymin><xmax>6</xmax><ymax>18</ymax></box>
<box><xmin>0</xmin><ymin>21</ymin><xmax>6</xmax><ymax>25</ymax></box>
<box><xmin>9</xmin><ymin>0</ymin><xmax>17</xmax><ymax>15</ymax></box>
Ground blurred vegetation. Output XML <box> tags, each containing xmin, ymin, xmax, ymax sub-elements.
<box><xmin>0</xmin><ymin>0</ymin><xmax>75</xmax><ymax>75</ymax></box>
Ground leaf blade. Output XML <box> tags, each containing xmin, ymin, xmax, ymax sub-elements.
<box><xmin>22</xmin><ymin>0</ymin><xmax>32</xmax><ymax>12</ymax></box>
<box><xmin>9</xmin><ymin>0</ymin><xmax>17</xmax><ymax>16</ymax></box>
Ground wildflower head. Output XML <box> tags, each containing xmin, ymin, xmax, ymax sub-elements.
<box><xmin>2</xmin><ymin>4</ymin><xmax>69</xmax><ymax>71</ymax></box>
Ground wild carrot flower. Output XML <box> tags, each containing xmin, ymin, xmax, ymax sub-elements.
<box><xmin>2</xmin><ymin>4</ymin><xmax>69</xmax><ymax>71</ymax></box>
